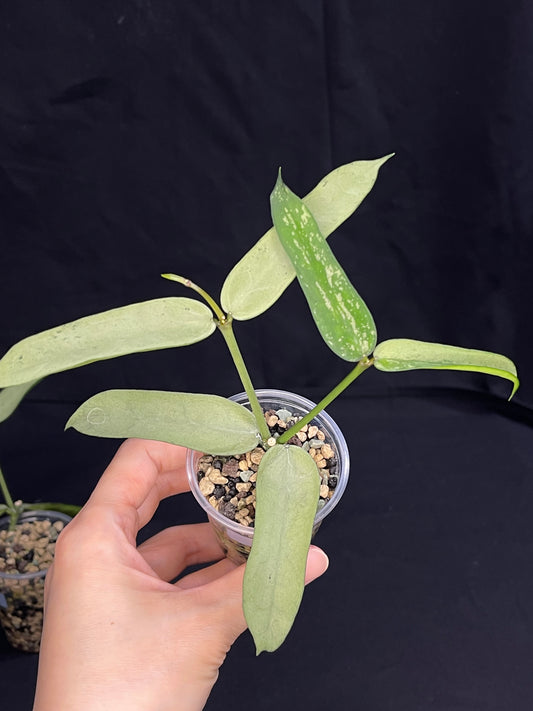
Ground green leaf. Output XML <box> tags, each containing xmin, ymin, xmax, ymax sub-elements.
<box><xmin>243</xmin><ymin>444</ymin><xmax>320</xmax><ymax>653</ymax></box>
<box><xmin>221</xmin><ymin>155</ymin><xmax>393</xmax><ymax>320</ymax></box>
<box><xmin>23</xmin><ymin>502</ymin><xmax>82</xmax><ymax>517</ymax></box>
<box><xmin>373</xmin><ymin>338</ymin><xmax>519</xmax><ymax>399</ymax></box>
<box><xmin>0</xmin><ymin>379</ymin><xmax>41</xmax><ymax>423</ymax></box>
<box><xmin>0</xmin><ymin>298</ymin><xmax>216</xmax><ymax>388</ymax></box>
<box><xmin>270</xmin><ymin>172</ymin><xmax>377</xmax><ymax>361</ymax></box>
<box><xmin>66</xmin><ymin>390</ymin><xmax>261</xmax><ymax>455</ymax></box>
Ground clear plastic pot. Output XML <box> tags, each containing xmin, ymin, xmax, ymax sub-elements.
<box><xmin>0</xmin><ymin>510</ymin><xmax>72</xmax><ymax>653</ymax></box>
<box><xmin>187</xmin><ymin>389</ymin><xmax>350</xmax><ymax>564</ymax></box>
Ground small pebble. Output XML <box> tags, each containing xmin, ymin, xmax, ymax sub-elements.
<box><xmin>199</xmin><ymin>478</ymin><xmax>215</xmax><ymax>496</ymax></box>
<box><xmin>250</xmin><ymin>448</ymin><xmax>265</xmax><ymax>465</ymax></box>
<box><xmin>222</xmin><ymin>459</ymin><xmax>240</xmax><ymax>478</ymax></box>
<box><xmin>266</xmin><ymin>414</ymin><xmax>279</xmax><ymax>427</ymax></box>
<box><xmin>207</xmin><ymin>469</ymin><xmax>228</xmax><ymax>485</ymax></box>
<box><xmin>308</xmin><ymin>438</ymin><xmax>324</xmax><ymax>448</ymax></box>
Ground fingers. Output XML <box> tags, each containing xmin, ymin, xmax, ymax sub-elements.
<box><xmin>86</xmin><ymin>439</ymin><xmax>190</xmax><ymax>539</ymax></box>
<box><xmin>137</xmin><ymin>523</ymin><xmax>225</xmax><ymax>581</ymax></box>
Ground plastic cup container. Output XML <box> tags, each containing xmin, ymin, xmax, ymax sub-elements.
<box><xmin>187</xmin><ymin>389</ymin><xmax>350</xmax><ymax>564</ymax></box>
<box><xmin>0</xmin><ymin>510</ymin><xmax>72</xmax><ymax>653</ymax></box>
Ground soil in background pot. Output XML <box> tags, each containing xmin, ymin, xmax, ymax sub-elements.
<box><xmin>0</xmin><ymin>511</ymin><xmax>71</xmax><ymax>653</ymax></box>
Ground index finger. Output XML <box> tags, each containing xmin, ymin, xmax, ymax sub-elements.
<box><xmin>87</xmin><ymin>438</ymin><xmax>190</xmax><ymax>535</ymax></box>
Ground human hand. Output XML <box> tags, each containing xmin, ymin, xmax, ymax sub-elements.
<box><xmin>33</xmin><ymin>438</ymin><xmax>329</xmax><ymax>711</ymax></box>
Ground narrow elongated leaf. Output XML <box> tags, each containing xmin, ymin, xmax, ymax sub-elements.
<box><xmin>373</xmin><ymin>338</ymin><xmax>519</xmax><ymax>398</ymax></box>
<box><xmin>0</xmin><ymin>379</ymin><xmax>41</xmax><ymax>423</ymax></box>
<box><xmin>66</xmin><ymin>390</ymin><xmax>261</xmax><ymax>455</ymax></box>
<box><xmin>270</xmin><ymin>173</ymin><xmax>377</xmax><ymax>361</ymax></box>
<box><xmin>0</xmin><ymin>298</ymin><xmax>216</xmax><ymax>388</ymax></box>
<box><xmin>23</xmin><ymin>502</ymin><xmax>82</xmax><ymax>517</ymax></box>
<box><xmin>243</xmin><ymin>444</ymin><xmax>320</xmax><ymax>653</ymax></box>
<box><xmin>221</xmin><ymin>155</ymin><xmax>393</xmax><ymax>320</ymax></box>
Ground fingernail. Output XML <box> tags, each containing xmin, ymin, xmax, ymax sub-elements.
<box><xmin>309</xmin><ymin>544</ymin><xmax>329</xmax><ymax>572</ymax></box>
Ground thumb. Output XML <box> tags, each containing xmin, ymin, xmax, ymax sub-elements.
<box><xmin>203</xmin><ymin>545</ymin><xmax>329</xmax><ymax>641</ymax></box>
<box><xmin>304</xmin><ymin>545</ymin><xmax>329</xmax><ymax>583</ymax></box>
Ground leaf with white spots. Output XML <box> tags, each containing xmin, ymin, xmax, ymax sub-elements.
<box><xmin>243</xmin><ymin>444</ymin><xmax>320</xmax><ymax>654</ymax></box>
<box><xmin>66</xmin><ymin>390</ymin><xmax>261</xmax><ymax>455</ymax></box>
<box><xmin>270</xmin><ymin>172</ymin><xmax>377</xmax><ymax>361</ymax></box>
<box><xmin>221</xmin><ymin>155</ymin><xmax>393</xmax><ymax>320</ymax></box>
<box><xmin>373</xmin><ymin>338</ymin><xmax>519</xmax><ymax>399</ymax></box>
<box><xmin>0</xmin><ymin>298</ymin><xmax>216</xmax><ymax>388</ymax></box>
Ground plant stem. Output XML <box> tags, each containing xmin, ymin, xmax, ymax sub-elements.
<box><xmin>278</xmin><ymin>356</ymin><xmax>375</xmax><ymax>444</ymax></box>
<box><xmin>161</xmin><ymin>273</ymin><xmax>227</xmax><ymax>323</ymax></box>
<box><xmin>163</xmin><ymin>273</ymin><xmax>270</xmax><ymax>442</ymax></box>
<box><xmin>0</xmin><ymin>465</ymin><xmax>19</xmax><ymax>529</ymax></box>
<box><xmin>0</xmin><ymin>465</ymin><xmax>15</xmax><ymax>512</ymax></box>
<box><xmin>218</xmin><ymin>319</ymin><xmax>271</xmax><ymax>442</ymax></box>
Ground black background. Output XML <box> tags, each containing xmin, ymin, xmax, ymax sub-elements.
<box><xmin>1</xmin><ymin>2</ymin><xmax>533</xmax><ymax>709</ymax></box>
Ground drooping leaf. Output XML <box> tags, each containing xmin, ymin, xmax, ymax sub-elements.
<box><xmin>0</xmin><ymin>379</ymin><xmax>41</xmax><ymax>423</ymax></box>
<box><xmin>243</xmin><ymin>444</ymin><xmax>320</xmax><ymax>654</ymax></box>
<box><xmin>270</xmin><ymin>172</ymin><xmax>377</xmax><ymax>361</ymax></box>
<box><xmin>373</xmin><ymin>338</ymin><xmax>519</xmax><ymax>399</ymax></box>
<box><xmin>221</xmin><ymin>155</ymin><xmax>393</xmax><ymax>320</ymax></box>
<box><xmin>0</xmin><ymin>298</ymin><xmax>216</xmax><ymax>388</ymax></box>
<box><xmin>66</xmin><ymin>390</ymin><xmax>261</xmax><ymax>455</ymax></box>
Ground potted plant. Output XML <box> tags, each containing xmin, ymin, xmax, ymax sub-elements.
<box><xmin>0</xmin><ymin>156</ymin><xmax>518</xmax><ymax>654</ymax></box>
<box><xmin>0</xmin><ymin>387</ymin><xmax>80</xmax><ymax>652</ymax></box>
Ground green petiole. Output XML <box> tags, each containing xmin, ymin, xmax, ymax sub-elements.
<box><xmin>163</xmin><ymin>274</ymin><xmax>270</xmax><ymax>443</ymax></box>
<box><xmin>278</xmin><ymin>357</ymin><xmax>374</xmax><ymax>444</ymax></box>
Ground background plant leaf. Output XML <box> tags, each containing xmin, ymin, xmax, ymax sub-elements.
<box><xmin>0</xmin><ymin>379</ymin><xmax>41</xmax><ymax>423</ymax></box>
<box><xmin>243</xmin><ymin>444</ymin><xmax>320</xmax><ymax>654</ymax></box>
<box><xmin>23</xmin><ymin>502</ymin><xmax>82</xmax><ymax>517</ymax></box>
<box><xmin>271</xmin><ymin>173</ymin><xmax>377</xmax><ymax>361</ymax></box>
<box><xmin>221</xmin><ymin>155</ymin><xmax>393</xmax><ymax>320</ymax></box>
<box><xmin>0</xmin><ymin>297</ymin><xmax>216</xmax><ymax>388</ymax></box>
<box><xmin>373</xmin><ymin>338</ymin><xmax>519</xmax><ymax>398</ymax></box>
<box><xmin>66</xmin><ymin>389</ymin><xmax>261</xmax><ymax>455</ymax></box>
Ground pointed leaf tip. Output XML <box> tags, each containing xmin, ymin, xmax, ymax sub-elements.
<box><xmin>270</xmin><ymin>177</ymin><xmax>377</xmax><ymax>361</ymax></box>
<box><xmin>221</xmin><ymin>156</ymin><xmax>392</xmax><ymax>320</ymax></box>
<box><xmin>373</xmin><ymin>338</ymin><xmax>519</xmax><ymax>399</ymax></box>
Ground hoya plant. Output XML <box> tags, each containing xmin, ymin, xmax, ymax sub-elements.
<box><xmin>0</xmin><ymin>156</ymin><xmax>518</xmax><ymax>653</ymax></box>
